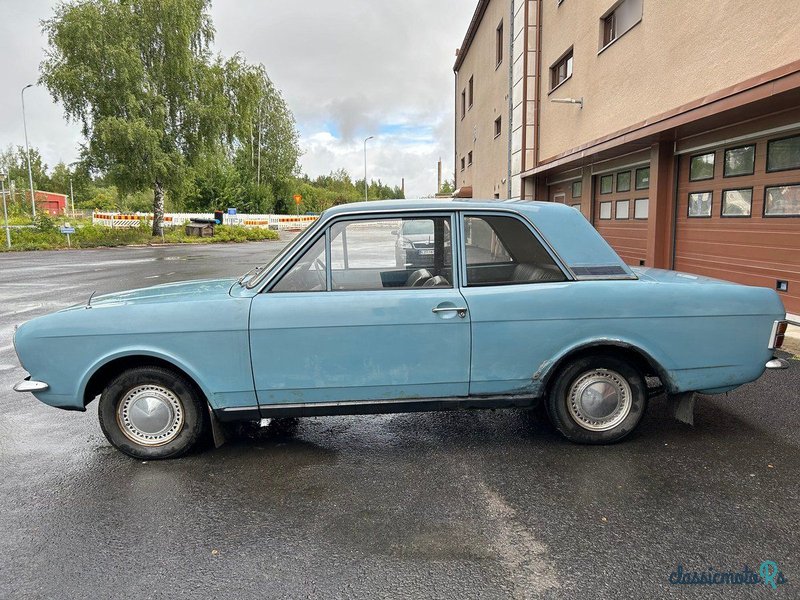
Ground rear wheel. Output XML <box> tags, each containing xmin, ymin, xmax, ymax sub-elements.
<box><xmin>546</xmin><ymin>354</ymin><xmax>647</xmax><ymax>444</ymax></box>
<box><xmin>98</xmin><ymin>366</ymin><xmax>207</xmax><ymax>459</ymax></box>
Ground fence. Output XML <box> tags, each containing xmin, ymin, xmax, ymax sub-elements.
<box><xmin>92</xmin><ymin>212</ymin><xmax>318</xmax><ymax>230</ymax></box>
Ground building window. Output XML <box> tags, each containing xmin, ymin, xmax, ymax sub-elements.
<box><xmin>572</xmin><ymin>180</ymin><xmax>582</xmax><ymax>198</ymax></box>
<box><xmin>764</xmin><ymin>185</ymin><xmax>800</xmax><ymax>217</ymax></box>
<box><xmin>571</xmin><ymin>203</ymin><xmax>581</xmax><ymax>210</ymax></box>
<box><xmin>766</xmin><ymin>135</ymin><xmax>800</xmax><ymax>172</ymax></box>
<box><xmin>634</xmin><ymin>198</ymin><xmax>649</xmax><ymax>219</ymax></box>
<box><xmin>721</xmin><ymin>188</ymin><xmax>753</xmax><ymax>217</ymax></box>
<box><xmin>602</xmin><ymin>12</ymin><xmax>616</xmax><ymax>47</ymax></box>
<box><xmin>690</xmin><ymin>152</ymin><xmax>715</xmax><ymax>181</ymax></box>
<box><xmin>467</xmin><ymin>151</ymin><xmax>473</xmax><ymax>167</ymax></box>
<box><xmin>616</xmin><ymin>171</ymin><xmax>631</xmax><ymax>192</ymax></box>
<box><xmin>460</xmin><ymin>157</ymin><xmax>465</xmax><ymax>171</ymax></box>
<box><xmin>615</xmin><ymin>200</ymin><xmax>630</xmax><ymax>220</ymax></box>
<box><xmin>494</xmin><ymin>116</ymin><xmax>502</xmax><ymax>138</ymax></box>
<box><xmin>688</xmin><ymin>191</ymin><xmax>713</xmax><ymax>217</ymax></box>
<box><xmin>635</xmin><ymin>167</ymin><xmax>650</xmax><ymax>190</ymax></box>
<box><xmin>723</xmin><ymin>145</ymin><xmax>755</xmax><ymax>177</ymax></box>
<box><xmin>461</xmin><ymin>89</ymin><xmax>466</xmax><ymax>119</ymax></box>
<box><xmin>550</xmin><ymin>49</ymin><xmax>573</xmax><ymax>90</ymax></box>
<box><xmin>599</xmin><ymin>201</ymin><xmax>612</xmax><ymax>219</ymax></box>
<box><xmin>468</xmin><ymin>77</ymin><xmax>474</xmax><ymax>109</ymax></box>
<box><xmin>600</xmin><ymin>174</ymin><xmax>613</xmax><ymax>194</ymax></box>
<box><xmin>496</xmin><ymin>20</ymin><xmax>504</xmax><ymax>67</ymax></box>
<box><xmin>599</xmin><ymin>0</ymin><xmax>643</xmax><ymax>51</ymax></box>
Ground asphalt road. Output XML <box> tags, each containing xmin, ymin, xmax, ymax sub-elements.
<box><xmin>1</xmin><ymin>240</ymin><xmax>798</xmax><ymax>600</ymax></box>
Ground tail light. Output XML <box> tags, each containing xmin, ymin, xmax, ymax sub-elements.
<box><xmin>769</xmin><ymin>320</ymin><xmax>788</xmax><ymax>350</ymax></box>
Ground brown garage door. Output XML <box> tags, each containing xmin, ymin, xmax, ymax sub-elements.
<box><xmin>675</xmin><ymin>133</ymin><xmax>800</xmax><ymax>314</ymax></box>
<box><xmin>592</xmin><ymin>167</ymin><xmax>650</xmax><ymax>266</ymax></box>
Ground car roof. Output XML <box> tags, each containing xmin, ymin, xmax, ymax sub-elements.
<box><xmin>323</xmin><ymin>198</ymin><xmax>565</xmax><ymax>216</ymax></box>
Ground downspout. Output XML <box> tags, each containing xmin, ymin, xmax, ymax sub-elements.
<box><xmin>507</xmin><ymin>0</ymin><xmax>515</xmax><ymax>199</ymax></box>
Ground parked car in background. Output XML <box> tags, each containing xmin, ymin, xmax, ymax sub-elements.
<box><xmin>13</xmin><ymin>199</ymin><xmax>789</xmax><ymax>459</ymax></box>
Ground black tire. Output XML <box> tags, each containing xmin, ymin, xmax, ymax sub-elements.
<box><xmin>546</xmin><ymin>354</ymin><xmax>647</xmax><ymax>444</ymax></box>
<box><xmin>98</xmin><ymin>366</ymin><xmax>207</xmax><ymax>459</ymax></box>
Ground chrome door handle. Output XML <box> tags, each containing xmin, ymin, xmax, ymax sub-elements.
<box><xmin>432</xmin><ymin>306</ymin><xmax>468</xmax><ymax>318</ymax></box>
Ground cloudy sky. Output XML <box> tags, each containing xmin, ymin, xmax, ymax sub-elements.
<box><xmin>0</xmin><ymin>0</ymin><xmax>476</xmax><ymax>198</ymax></box>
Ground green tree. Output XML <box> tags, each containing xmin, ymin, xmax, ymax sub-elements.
<box><xmin>439</xmin><ymin>179</ymin><xmax>455</xmax><ymax>195</ymax></box>
<box><xmin>41</xmin><ymin>0</ymin><xmax>224</xmax><ymax>235</ymax></box>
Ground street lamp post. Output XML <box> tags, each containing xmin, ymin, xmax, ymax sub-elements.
<box><xmin>1</xmin><ymin>172</ymin><xmax>10</xmax><ymax>249</ymax></box>
<box><xmin>21</xmin><ymin>84</ymin><xmax>36</xmax><ymax>218</ymax></box>
<box><xmin>363</xmin><ymin>136</ymin><xmax>374</xmax><ymax>201</ymax></box>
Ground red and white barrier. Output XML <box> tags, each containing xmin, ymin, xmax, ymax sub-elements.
<box><xmin>92</xmin><ymin>212</ymin><xmax>318</xmax><ymax>230</ymax></box>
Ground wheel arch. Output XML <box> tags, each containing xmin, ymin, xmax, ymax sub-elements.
<box><xmin>81</xmin><ymin>351</ymin><xmax>212</xmax><ymax>408</ymax></box>
<box><xmin>539</xmin><ymin>340</ymin><xmax>675</xmax><ymax>395</ymax></box>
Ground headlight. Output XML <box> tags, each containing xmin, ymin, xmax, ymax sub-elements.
<box><xmin>400</xmin><ymin>239</ymin><xmax>413</xmax><ymax>249</ymax></box>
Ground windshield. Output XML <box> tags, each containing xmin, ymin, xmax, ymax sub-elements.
<box><xmin>243</xmin><ymin>215</ymin><xmax>325</xmax><ymax>288</ymax></box>
<box><xmin>401</xmin><ymin>219</ymin><xmax>434</xmax><ymax>235</ymax></box>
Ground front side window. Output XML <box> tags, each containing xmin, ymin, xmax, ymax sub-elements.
<box><xmin>690</xmin><ymin>152</ymin><xmax>715</xmax><ymax>181</ymax></box>
<box><xmin>330</xmin><ymin>217</ymin><xmax>453</xmax><ymax>290</ymax></box>
<box><xmin>272</xmin><ymin>236</ymin><xmax>327</xmax><ymax>293</ymax></box>
<box><xmin>463</xmin><ymin>215</ymin><xmax>565</xmax><ymax>286</ymax></box>
<box><xmin>723</xmin><ymin>145</ymin><xmax>755</xmax><ymax>177</ymax></box>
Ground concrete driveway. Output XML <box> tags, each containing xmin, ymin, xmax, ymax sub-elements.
<box><xmin>1</xmin><ymin>241</ymin><xmax>798</xmax><ymax>599</ymax></box>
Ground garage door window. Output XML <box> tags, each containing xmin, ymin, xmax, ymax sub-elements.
<box><xmin>767</xmin><ymin>135</ymin><xmax>800</xmax><ymax>173</ymax></box>
<box><xmin>723</xmin><ymin>145</ymin><xmax>755</xmax><ymax>177</ymax></box>
<box><xmin>635</xmin><ymin>167</ymin><xmax>650</xmax><ymax>190</ymax></box>
<box><xmin>634</xmin><ymin>198</ymin><xmax>649</xmax><ymax>219</ymax></box>
<box><xmin>721</xmin><ymin>189</ymin><xmax>753</xmax><ymax>217</ymax></box>
<box><xmin>688</xmin><ymin>192</ymin><xmax>713</xmax><ymax>217</ymax></box>
<box><xmin>764</xmin><ymin>185</ymin><xmax>800</xmax><ymax>217</ymax></box>
<box><xmin>600</xmin><ymin>175</ymin><xmax>613</xmax><ymax>194</ymax></box>
<box><xmin>616</xmin><ymin>171</ymin><xmax>631</xmax><ymax>192</ymax></box>
<box><xmin>599</xmin><ymin>201</ymin><xmax>612</xmax><ymax>219</ymax></box>
<box><xmin>689</xmin><ymin>152</ymin><xmax>715</xmax><ymax>181</ymax></box>
<box><xmin>615</xmin><ymin>200</ymin><xmax>630</xmax><ymax>219</ymax></box>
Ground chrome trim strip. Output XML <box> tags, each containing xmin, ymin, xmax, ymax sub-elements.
<box><xmin>263</xmin><ymin>397</ymin><xmax>468</xmax><ymax>410</ymax></box>
<box><xmin>13</xmin><ymin>379</ymin><xmax>49</xmax><ymax>392</ymax></box>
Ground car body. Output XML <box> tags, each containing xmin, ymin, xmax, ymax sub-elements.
<box><xmin>13</xmin><ymin>199</ymin><xmax>790</xmax><ymax>458</ymax></box>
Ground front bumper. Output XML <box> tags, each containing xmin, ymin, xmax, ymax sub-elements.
<box><xmin>13</xmin><ymin>377</ymin><xmax>49</xmax><ymax>392</ymax></box>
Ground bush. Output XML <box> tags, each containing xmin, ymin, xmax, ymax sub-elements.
<box><xmin>0</xmin><ymin>222</ymin><xmax>278</xmax><ymax>252</ymax></box>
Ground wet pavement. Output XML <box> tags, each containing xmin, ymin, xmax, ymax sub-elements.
<box><xmin>0</xmin><ymin>241</ymin><xmax>798</xmax><ymax>599</ymax></box>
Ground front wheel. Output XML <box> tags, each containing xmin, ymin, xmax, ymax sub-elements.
<box><xmin>98</xmin><ymin>366</ymin><xmax>207</xmax><ymax>459</ymax></box>
<box><xmin>546</xmin><ymin>355</ymin><xmax>647</xmax><ymax>444</ymax></box>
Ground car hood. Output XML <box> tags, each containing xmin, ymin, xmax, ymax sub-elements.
<box><xmin>631</xmin><ymin>267</ymin><xmax>734</xmax><ymax>285</ymax></box>
<box><xmin>65</xmin><ymin>278</ymin><xmax>238</xmax><ymax>309</ymax></box>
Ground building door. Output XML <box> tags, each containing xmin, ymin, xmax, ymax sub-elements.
<box><xmin>674</xmin><ymin>134</ymin><xmax>800</xmax><ymax>314</ymax></box>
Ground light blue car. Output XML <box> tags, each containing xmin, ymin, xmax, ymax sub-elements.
<box><xmin>12</xmin><ymin>200</ymin><xmax>790</xmax><ymax>459</ymax></box>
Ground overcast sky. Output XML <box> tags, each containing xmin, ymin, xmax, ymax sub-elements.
<box><xmin>0</xmin><ymin>0</ymin><xmax>475</xmax><ymax>199</ymax></box>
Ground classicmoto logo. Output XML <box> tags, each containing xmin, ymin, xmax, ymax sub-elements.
<box><xmin>668</xmin><ymin>561</ymin><xmax>788</xmax><ymax>589</ymax></box>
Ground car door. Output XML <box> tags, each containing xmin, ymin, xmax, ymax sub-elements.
<box><xmin>249</xmin><ymin>212</ymin><xmax>471</xmax><ymax>408</ymax></box>
<box><xmin>457</xmin><ymin>212</ymin><xmax>573</xmax><ymax>396</ymax></box>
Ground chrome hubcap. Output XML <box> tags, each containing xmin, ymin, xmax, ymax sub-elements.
<box><xmin>567</xmin><ymin>369</ymin><xmax>632</xmax><ymax>431</ymax></box>
<box><xmin>117</xmin><ymin>385</ymin><xmax>184</xmax><ymax>446</ymax></box>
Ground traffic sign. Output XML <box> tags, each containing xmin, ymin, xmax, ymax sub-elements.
<box><xmin>60</xmin><ymin>226</ymin><xmax>75</xmax><ymax>234</ymax></box>
<box><xmin>293</xmin><ymin>194</ymin><xmax>302</xmax><ymax>204</ymax></box>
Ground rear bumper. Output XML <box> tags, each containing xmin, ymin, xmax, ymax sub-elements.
<box><xmin>13</xmin><ymin>376</ymin><xmax>50</xmax><ymax>392</ymax></box>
